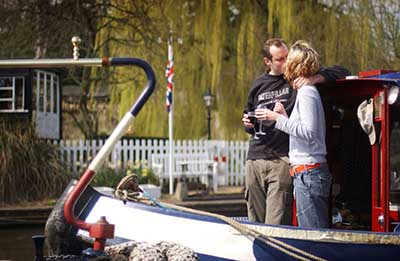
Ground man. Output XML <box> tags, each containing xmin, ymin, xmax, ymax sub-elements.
<box><xmin>242</xmin><ymin>38</ymin><xmax>350</xmax><ymax>225</ymax></box>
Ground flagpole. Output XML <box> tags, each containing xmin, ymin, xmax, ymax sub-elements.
<box><xmin>168</xmin><ymin>96</ymin><xmax>174</xmax><ymax>195</ymax></box>
<box><xmin>166</xmin><ymin>34</ymin><xmax>174</xmax><ymax>195</ymax></box>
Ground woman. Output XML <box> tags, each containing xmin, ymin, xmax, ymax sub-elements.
<box><xmin>257</xmin><ymin>40</ymin><xmax>331</xmax><ymax>228</ymax></box>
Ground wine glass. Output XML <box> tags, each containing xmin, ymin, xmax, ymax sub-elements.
<box><xmin>255</xmin><ymin>103</ymin><xmax>268</xmax><ymax>137</ymax></box>
<box><xmin>247</xmin><ymin>111</ymin><xmax>258</xmax><ymax>139</ymax></box>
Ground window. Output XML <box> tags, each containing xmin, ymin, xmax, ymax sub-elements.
<box><xmin>33</xmin><ymin>70</ymin><xmax>59</xmax><ymax>114</ymax></box>
<box><xmin>0</xmin><ymin>76</ymin><xmax>26</xmax><ymax>112</ymax></box>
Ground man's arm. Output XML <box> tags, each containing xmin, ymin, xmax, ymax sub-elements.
<box><xmin>293</xmin><ymin>65</ymin><xmax>351</xmax><ymax>88</ymax></box>
<box><xmin>243</xmin><ymin>88</ymin><xmax>256</xmax><ymax>135</ymax></box>
<box><xmin>317</xmin><ymin>65</ymin><xmax>352</xmax><ymax>83</ymax></box>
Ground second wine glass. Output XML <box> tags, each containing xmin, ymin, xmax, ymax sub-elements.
<box><xmin>255</xmin><ymin>103</ymin><xmax>268</xmax><ymax>137</ymax></box>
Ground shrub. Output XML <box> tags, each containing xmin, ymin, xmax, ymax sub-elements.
<box><xmin>91</xmin><ymin>160</ymin><xmax>159</xmax><ymax>188</ymax></box>
<box><xmin>0</xmin><ymin>122</ymin><xmax>72</xmax><ymax>205</ymax></box>
<box><xmin>128</xmin><ymin>160</ymin><xmax>160</xmax><ymax>186</ymax></box>
<box><xmin>92</xmin><ymin>164</ymin><xmax>126</xmax><ymax>188</ymax></box>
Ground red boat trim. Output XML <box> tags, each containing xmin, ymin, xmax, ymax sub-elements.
<box><xmin>64</xmin><ymin>169</ymin><xmax>96</xmax><ymax>230</ymax></box>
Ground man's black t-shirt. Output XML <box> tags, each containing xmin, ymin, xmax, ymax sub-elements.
<box><xmin>244</xmin><ymin>74</ymin><xmax>295</xmax><ymax>160</ymax></box>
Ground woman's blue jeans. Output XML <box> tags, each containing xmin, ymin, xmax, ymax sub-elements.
<box><xmin>293</xmin><ymin>164</ymin><xmax>332</xmax><ymax>228</ymax></box>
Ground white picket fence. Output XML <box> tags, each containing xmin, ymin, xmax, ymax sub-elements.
<box><xmin>54</xmin><ymin>139</ymin><xmax>249</xmax><ymax>186</ymax></box>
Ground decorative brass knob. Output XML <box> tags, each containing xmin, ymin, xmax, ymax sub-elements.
<box><xmin>71</xmin><ymin>36</ymin><xmax>81</xmax><ymax>60</ymax></box>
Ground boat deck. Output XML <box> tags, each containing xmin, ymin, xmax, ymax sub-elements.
<box><xmin>162</xmin><ymin>186</ymin><xmax>246</xmax><ymax>217</ymax></box>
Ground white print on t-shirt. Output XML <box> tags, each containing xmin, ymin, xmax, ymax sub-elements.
<box><xmin>258</xmin><ymin>87</ymin><xmax>290</xmax><ymax>102</ymax></box>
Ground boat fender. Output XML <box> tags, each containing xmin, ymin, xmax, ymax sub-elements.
<box><xmin>45</xmin><ymin>180</ymin><xmax>91</xmax><ymax>255</ymax></box>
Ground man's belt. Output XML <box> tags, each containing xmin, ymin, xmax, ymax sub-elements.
<box><xmin>289</xmin><ymin>163</ymin><xmax>321</xmax><ymax>177</ymax></box>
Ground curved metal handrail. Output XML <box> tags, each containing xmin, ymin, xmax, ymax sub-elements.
<box><xmin>63</xmin><ymin>58</ymin><xmax>156</xmax><ymax>233</ymax></box>
<box><xmin>0</xmin><ymin>57</ymin><xmax>156</xmax><ymax>244</ymax></box>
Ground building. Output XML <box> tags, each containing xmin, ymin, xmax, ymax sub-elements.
<box><xmin>0</xmin><ymin>68</ymin><xmax>62</xmax><ymax>139</ymax></box>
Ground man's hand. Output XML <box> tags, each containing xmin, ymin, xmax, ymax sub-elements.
<box><xmin>293</xmin><ymin>74</ymin><xmax>325</xmax><ymax>89</ymax></box>
<box><xmin>242</xmin><ymin>113</ymin><xmax>254</xmax><ymax>128</ymax></box>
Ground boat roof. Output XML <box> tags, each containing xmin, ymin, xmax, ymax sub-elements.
<box><xmin>321</xmin><ymin>71</ymin><xmax>400</xmax><ymax>99</ymax></box>
<box><xmin>337</xmin><ymin>71</ymin><xmax>400</xmax><ymax>86</ymax></box>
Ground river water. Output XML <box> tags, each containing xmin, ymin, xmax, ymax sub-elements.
<box><xmin>0</xmin><ymin>225</ymin><xmax>46</xmax><ymax>261</ymax></box>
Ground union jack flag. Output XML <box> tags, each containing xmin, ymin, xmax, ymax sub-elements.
<box><xmin>165</xmin><ymin>39</ymin><xmax>174</xmax><ymax>112</ymax></box>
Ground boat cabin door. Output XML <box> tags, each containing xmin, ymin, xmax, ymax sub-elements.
<box><xmin>34</xmin><ymin>70</ymin><xmax>60</xmax><ymax>139</ymax></box>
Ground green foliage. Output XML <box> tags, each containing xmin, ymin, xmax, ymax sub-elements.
<box><xmin>92</xmin><ymin>164</ymin><xmax>126</xmax><ymax>188</ymax></box>
<box><xmin>128</xmin><ymin>160</ymin><xmax>160</xmax><ymax>186</ymax></box>
<box><xmin>100</xmin><ymin>0</ymin><xmax>266</xmax><ymax>140</ymax></box>
<box><xmin>92</xmin><ymin>160</ymin><xmax>159</xmax><ymax>188</ymax></box>
<box><xmin>0</xmin><ymin>121</ymin><xmax>72</xmax><ymax>205</ymax></box>
<box><xmin>104</xmin><ymin>0</ymin><xmax>400</xmax><ymax>140</ymax></box>
<box><xmin>2</xmin><ymin>1</ymin><xmax>400</xmax><ymax>140</ymax></box>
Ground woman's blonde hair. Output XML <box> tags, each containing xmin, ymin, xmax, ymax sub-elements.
<box><xmin>284</xmin><ymin>40</ymin><xmax>320</xmax><ymax>85</ymax></box>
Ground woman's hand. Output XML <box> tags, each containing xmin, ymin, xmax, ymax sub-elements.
<box><xmin>273</xmin><ymin>101</ymin><xmax>287</xmax><ymax>117</ymax></box>
<box><xmin>255</xmin><ymin>108</ymin><xmax>279</xmax><ymax>121</ymax></box>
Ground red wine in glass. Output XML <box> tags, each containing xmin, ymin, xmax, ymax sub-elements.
<box><xmin>247</xmin><ymin>111</ymin><xmax>256</xmax><ymax>124</ymax></box>
<box><xmin>247</xmin><ymin>111</ymin><xmax>259</xmax><ymax>139</ymax></box>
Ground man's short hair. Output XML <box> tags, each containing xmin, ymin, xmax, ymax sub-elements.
<box><xmin>262</xmin><ymin>38</ymin><xmax>288</xmax><ymax>60</ymax></box>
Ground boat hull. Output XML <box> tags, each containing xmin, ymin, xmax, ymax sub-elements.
<box><xmin>46</xmin><ymin>182</ymin><xmax>400</xmax><ymax>260</ymax></box>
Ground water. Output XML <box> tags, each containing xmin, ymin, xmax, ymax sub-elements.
<box><xmin>0</xmin><ymin>225</ymin><xmax>45</xmax><ymax>261</ymax></box>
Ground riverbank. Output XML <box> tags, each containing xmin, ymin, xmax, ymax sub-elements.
<box><xmin>0</xmin><ymin>204</ymin><xmax>53</xmax><ymax>226</ymax></box>
<box><xmin>0</xmin><ymin>186</ymin><xmax>246</xmax><ymax>226</ymax></box>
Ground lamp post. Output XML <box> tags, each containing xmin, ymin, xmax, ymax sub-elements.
<box><xmin>203</xmin><ymin>87</ymin><xmax>214</xmax><ymax>140</ymax></box>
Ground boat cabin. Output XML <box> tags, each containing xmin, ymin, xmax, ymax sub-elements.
<box><xmin>321</xmin><ymin>70</ymin><xmax>400</xmax><ymax>232</ymax></box>
<box><xmin>0</xmin><ymin>68</ymin><xmax>61</xmax><ymax>139</ymax></box>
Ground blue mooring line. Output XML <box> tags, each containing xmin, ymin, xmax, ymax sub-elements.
<box><xmin>140</xmin><ymin>188</ymin><xmax>165</xmax><ymax>209</ymax></box>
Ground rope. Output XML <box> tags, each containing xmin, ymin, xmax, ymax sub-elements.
<box><xmin>161</xmin><ymin>202</ymin><xmax>326</xmax><ymax>261</ymax></box>
<box><xmin>113</xmin><ymin>175</ymin><xmax>326</xmax><ymax>260</ymax></box>
<box><xmin>114</xmin><ymin>175</ymin><xmax>155</xmax><ymax>206</ymax></box>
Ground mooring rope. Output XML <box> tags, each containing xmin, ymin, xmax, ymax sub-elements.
<box><xmin>161</xmin><ymin>202</ymin><xmax>326</xmax><ymax>261</ymax></box>
<box><xmin>114</xmin><ymin>175</ymin><xmax>326</xmax><ymax>261</ymax></box>
<box><xmin>114</xmin><ymin>175</ymin><xmax>164</xmax><ymax>208</ymax></box>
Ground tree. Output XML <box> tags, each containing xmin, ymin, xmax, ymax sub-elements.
<box><xmin>1</xmin><ymin>0</ymin><xmax>399</xmax><ymax>140</ymax></box>
<box><xmin>0</xmin><ymin>0</ymin><xmax>151</xmax><ymax>138</ymax></box>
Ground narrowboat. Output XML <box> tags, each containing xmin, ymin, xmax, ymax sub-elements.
<box><xmin>1</xmin><ymin>52</ymin><xmax>400</xmax><ymax>260</ymax></box>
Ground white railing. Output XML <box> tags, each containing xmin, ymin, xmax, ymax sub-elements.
<box><xmin>54</xmin><ymin>139</ymin><xmax>249</xmax><ymax>186</ymax></box>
